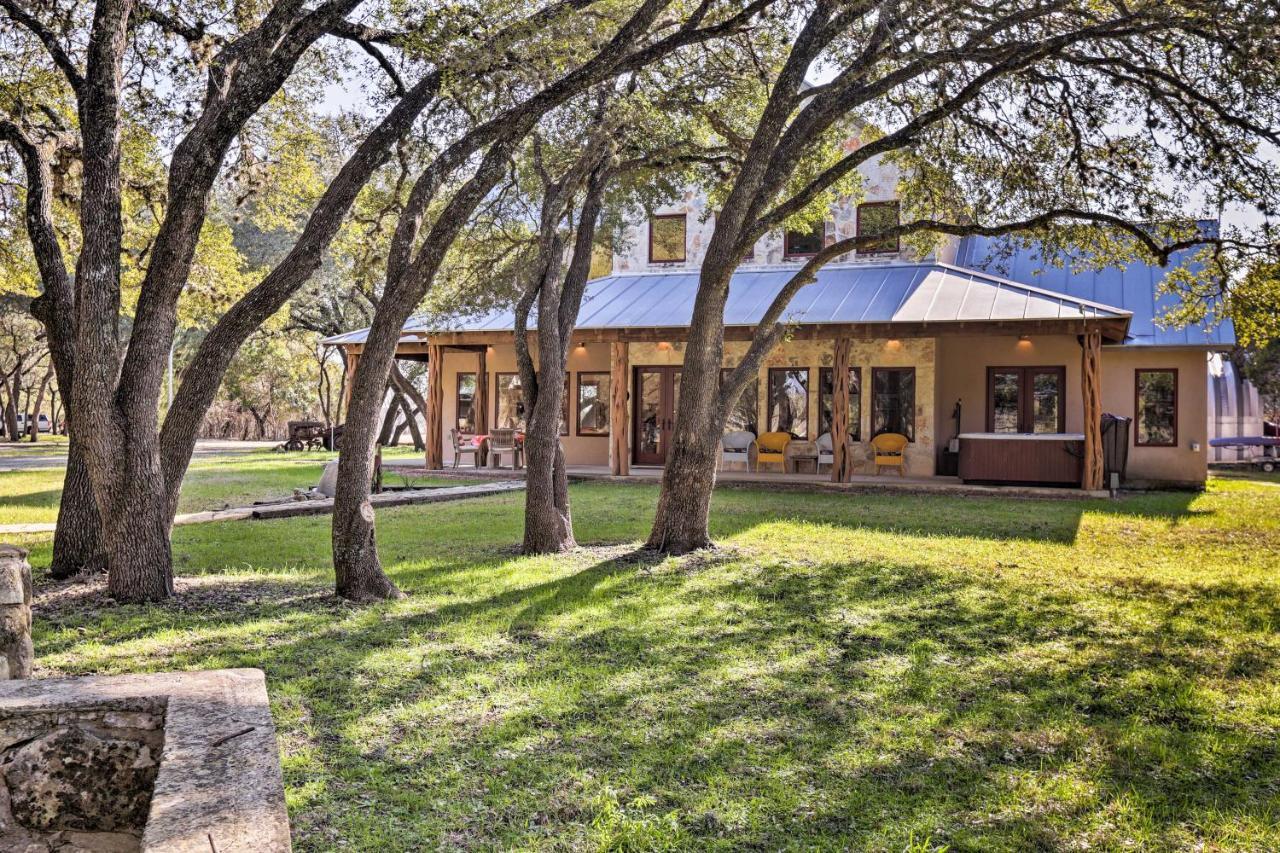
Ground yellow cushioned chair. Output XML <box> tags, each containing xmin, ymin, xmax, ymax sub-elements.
<box><xmin>870</xmin><ymin>432</ymin><xmax>909</xmax><ymax>476</ymax></box>
<box><xmin>755</xmin><ymin>431</ymin><xmax>792</xmax><ymax>472</ymax></box>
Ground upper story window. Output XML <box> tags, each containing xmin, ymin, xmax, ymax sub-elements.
<box><xmin>649</xmin><ymin>213</ymin><xmax>687</xmax><ymax>263</ymax></box>
<box><xmin>856</xmin><ymin>201</ymin><xmax>901</xmax><ymax>255</ymax></box>
<box><xmin>784</xmin><ymin>223</ymin><xmax>825</xmax><ymax>259</ymax></box>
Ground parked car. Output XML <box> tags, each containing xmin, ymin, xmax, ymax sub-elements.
<box><xmin>13</xmin><ymin>413</ymin><xmax>53</xmax><ymax>434</ymax></box>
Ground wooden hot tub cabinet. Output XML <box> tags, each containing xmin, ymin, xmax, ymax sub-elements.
<box><xmin>957</xmin><ymin>433</ymin><xmax>1084</xmax><ymax>486</ymax></box>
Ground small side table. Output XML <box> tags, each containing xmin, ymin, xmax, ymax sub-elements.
<box><xmin>785</xmin><ymin>440</ymin><xmax>819</xmax><ymax>474</ymax></box>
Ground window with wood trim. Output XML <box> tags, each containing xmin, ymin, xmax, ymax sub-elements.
<box><xmin>819</xmin><ymin>367</ymin><xmax>862</xmax><ymax>440</ymax></box>
<box><xmin>856</xmin><ymin>201</ymin><xmax>900</xmax><ymax>254</ymax></box>
<box><xmin>1135</xmin><ymin>369</ymin><xmax>1177</xmax><ymax>446</ymax></box>
<box><xmin>494</xmin><ymin>373</ymin><xmax>524</xmax><ymax>430</ymax></box>
<box><xmin>784</xmin><ymin>222</ymin><xmax>825</xmax><ymax>258</ymax></box>
<box><xmin>986</xmin><ymin>366</ymin><xmax>1066</xmax><ymax>434</ymax></box>
<box><xmin>559</xmin><ymin>377</ymin><xmax>570</xmax><ymax>436</ymax></box>
<box><xmin>721</xmin><ymin>368</ymin><xmax>759</xmax><ymax>436</ymax></box>
<box><xmin>871</xmin><ymin>367</ymin><xmax>915</xmax><ymax>441</ymax></box>
<box><xmin>577</xmin><ymin>373</ymin><xmax>611</xmax><ymax>436</ymax></box>
<box><xmin>649</xmin><ymin>213</ymin><xmax>686</xmax><ymax>263</ymax></box>
<box><xmin>767</xmin><ymin>368</ymin><xmax>810</xmax><ymax>439</ymax></box>
<box><xmin>456</xmin><ymin>372</ymin><xmax>477</xmax><ymax>433</ymax></box>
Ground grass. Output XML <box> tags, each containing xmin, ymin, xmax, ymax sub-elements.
<box><xmin>12</xmin><ymin>469</ymin><xmax>1280</xmax><ymax>850</ymax></box>
<box><xmin>0</xmin><ymin>448</ymin><xmax>471</xmax><ymax>526</ymax></box>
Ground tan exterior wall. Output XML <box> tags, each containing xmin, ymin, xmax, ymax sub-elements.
<box><xmin>935</xmin><ymin>335</ymin><xmax>1210</xmax><ymax>486</ymax></box>
<box><xmin>440</xmin><ymin>343</ymin><xmax>614</xmax><ymax>467</ymax></box>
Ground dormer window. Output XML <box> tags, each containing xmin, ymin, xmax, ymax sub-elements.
<box><xmin>784</xmin><ymin>222</ymin><xmax>825</xmax><ymax>258</ymax></box>
<box><xmin>649</xmin><ymin>213</ymin><xmax>686</xmax><ymax>263</ymax></box>
<box><xmin>856</xmin><ymin>201</ymin><xmax>901</xmax><ymax>255</ymax></box>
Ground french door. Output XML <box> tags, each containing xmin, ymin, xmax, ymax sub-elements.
<box><xmin>633</xmin><ymin>366</ymin><xmax>681</xmax><ymax>465</ymax></box>
<box><xmin>986</xmin><ymin>366</ymin><xmax>1067</xmax><ymax>433</ymax></box>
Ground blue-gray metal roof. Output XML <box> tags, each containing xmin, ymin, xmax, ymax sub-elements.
<box><xmin>954</xmin><ymin>231</ymin><xmax>1234</xmax><ymax>348</ymax></box>
<box><xmin>322</xmin><ymin>261</ymin><xmax>1129</xmax><ymax>345</ymax></box>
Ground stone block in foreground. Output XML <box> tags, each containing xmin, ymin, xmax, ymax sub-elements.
<box><xmin>0</xmin><ymin>668</ymin><xmax>290</xmax><ymax>852</ymax></box>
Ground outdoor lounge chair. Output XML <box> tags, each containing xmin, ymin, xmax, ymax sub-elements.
<box><xmin>816</xmin><ymin>433</ymin><xmax>835</xmax><ymax>470</ymax></box>
<box><xmin>720</xmin><ymin>431</ymin><xmax>755</xmax><ymax>471</ymax></box>
<box><xmin>450</xmin><ymin>428</ymin><xmax>481</xmax><ymax>468</ymax></box>
<box><xmin>871</xmin><ymin>432</ymin><xmax>909</xmax><ymax>476</ymax></box>
<box><xmin>755</xmin><ymin>431</ymin><xmax>791</xmax><ymax>473</ymax></box>
<box><xmin>488</xmin><ymin>428</ymin><xmax>521</xmax><ymax>469</ymax></box>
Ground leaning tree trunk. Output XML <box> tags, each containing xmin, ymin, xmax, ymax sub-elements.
<box><xmin>645</xmin><ymin>264</ymin><xmax>735</xmax><ymax>553</ymax></box>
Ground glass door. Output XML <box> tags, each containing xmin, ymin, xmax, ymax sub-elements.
<box><xmin>633</xmin><ymin>366</ymin><xmax>681</xmax><ymax>465</ymax></box>
<box><xmin>986</xmin><ymin>366</ymin><xmax>1066</xmax><ymax>433</ymax></box>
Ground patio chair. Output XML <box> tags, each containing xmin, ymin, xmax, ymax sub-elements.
<box><xmin>870</xmin><ymin>432</ymin><xmax>909</xmax><ymax>476</ymax></box>
<box><xmin>755</xmin><ymin>431</ymin><xmax>791</xmax><ymax>473</ymax></box>
<box><xmin>720</xmin><ymin>431</ymin><xmax>756</xmax><ymax>471</ymax></box>
<box><xmin>816</xmin><ymin>433</ymin><xmax>834</xmax><ymax>470</ymax></box>
<box><xmin>489</xmin><ymin>428</ymin><xmax>521</xmax><ymax>470</ymax></box>
<box><xmin>450</xmin><ymin>428</ymin><xmax>481</xmax><ymax>469</ymax></box>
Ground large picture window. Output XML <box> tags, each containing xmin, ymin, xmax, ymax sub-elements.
<box><xmin>872</xmin><ymin>367</ymin><xmax>915</xmax><ymax>441</ymax></box>
<box><xmin>767</xmin><ymin>368</ymin><xmax>809</xmax><ymax>439</ymax></box>
<box><xmin>1135</xmin><ymin>369</ymin><xmax>1177</xmax><ymax>446</ymax></box>
<box><xmin>649</xmin><ymin>214</ymin><xmax>686</xmax><ymax>263</ymax></box>
<box><xmin>456</xmin><ymin>372</ymin><xmax>477</xmax><ymax>432</ymax></box>
<box><xmin>721</xmin><ymin>369</ymin><xmax>759</xmax><ymax>436</ymax></box>
<box><xmin>784</xmin><ymin>222</ymin><xmax>824</xmax><ymax>258</ymax></box>
<box><xmin>985</xmin><ymin>366</ymin><xmax>1066</xmax><ymax>434</ymax></box>
<box><xmin>577</xmin><ymin>373</ymin><xmax>610</xmax><ymax>436</ymax></box>
<box><xmin>494</xmin><ymin>373</ymin><xmax>524</xmax><ymax>430</ymax></box>
<box><xmin>819</xmin><ymin>367</ymin><xmax>862</xmax><ymax>441</ymax></box>
<box><xmin>856</xmin><ymin>201</ymin><xmax>901</xmax><ymax>255</ymax></box>
<box><xmin>494</xmin><ymin>372</ymin><xmax>568</xmax><ymax>433</ymax></box>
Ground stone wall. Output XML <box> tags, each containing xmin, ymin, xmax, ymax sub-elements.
<box><xmin>0</xmin><ymin>699</ymin><xmax>165</xmax><ymax>852</ymax></box>
<box><xmin>0</xmin><ymin>545</ymin><xmax>32</xmax><ymax>680</ymax></box>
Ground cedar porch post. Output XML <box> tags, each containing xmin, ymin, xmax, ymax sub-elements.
<box><xmin>474</xmin><ymin>347</ymin><xmax>489</xmax><ymax>465</ymax></box>
<box><xmin>425</xmin><ymin>344</ymin><xmax>444</xmax><ymax>469</ymax></box>
<box><xmin>609</xmin><ymin>341</ymin><xmax>629</xmax><ymax>476</ymax></box>
<box><xmin>1080</xmin><ymin>328</ymin><xmax>1104</xmax><ymax>490</ymax></box>
<box><xmin>342</xmin><ymin>349</ymin><xmax>359</xmax><ymax>413</ymax></box>
<box><xmin>474</xmin><ymin>348</ymin><xmax>488</xmax><ymax>435</ymax></box>
<box><xmin>831</xmin><ymin>337</ymin><xmax>851</xmax><ymax>482</ymax></box>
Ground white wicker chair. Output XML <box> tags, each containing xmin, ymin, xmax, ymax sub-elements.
<box><xmin>720</xmin><ymin>430</ymin><xmax>756</xmax><ymax>471</ymax></box>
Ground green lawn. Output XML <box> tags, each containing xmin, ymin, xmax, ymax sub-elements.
<box><xmin>13</xmin><ymin>473</ymin><xmax>1280</xmax><ymax>851</ymax></box>
<box><xmin>0</xmin><ymin>448</ymin><xmax>465</xmax><ymax>525</ymax></box>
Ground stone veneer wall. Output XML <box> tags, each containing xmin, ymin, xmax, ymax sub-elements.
<box><xmin>0</xmin><ymin>699</ymin><xmax>166</xmax><ymax>852</ymax></box>
<box><xmin>0</xmin><ymin>544</ymin><xmax>32</xmax><ymax>680</ymax></box>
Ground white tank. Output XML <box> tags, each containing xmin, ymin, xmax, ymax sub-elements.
<box><xmin>1207</xmin><ymin>353</ymin><xmax>1264</xmax><ymax>461</ymax></box>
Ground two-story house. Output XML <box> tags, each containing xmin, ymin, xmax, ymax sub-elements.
<box><xmin>325</xmin><ymin>158</ymin><xmax>1230</xmax><ymax>489</ymax></box>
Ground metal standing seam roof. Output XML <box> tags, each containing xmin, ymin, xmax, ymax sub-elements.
<box><xmin>954</xmin><ymin>231</ymin><xmax>1234</xmax><ymax>348</ymax></box>
<box><xmin>321</xmin><ymin>261</ymin><xmax>1132</xmax><ymax>346</ymax></box>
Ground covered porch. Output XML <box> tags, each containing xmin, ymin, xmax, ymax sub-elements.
<box><xmin>327</xmin><ymin>262</ymin><xmax>1136</xmax><ymax>492</ymax></box>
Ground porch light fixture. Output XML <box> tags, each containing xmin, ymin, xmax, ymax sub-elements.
<box><xmin>486</xmin><ymin>345</ymin><xmax>495</xmax><ymax>354</ymax></box>
<box><xmin>885</xmin><ymin>339</ymin><xmax>901</xmax><ymax>351</ymax></box>
<box><xmin>657</xmin><ymin>341</ymin><xmax>672</xmax><ymax>351</ymax></box>
<box><xmin>574</xmin><ymin>343</ymin><xmax>588</xmax><ymax>354</ymax></box>
<box><xmin>1017</xmin><ymin>335</ymin><xmax>1033</xmax><ymax>349</ymax></box>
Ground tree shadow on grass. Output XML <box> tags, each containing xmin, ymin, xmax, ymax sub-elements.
<box><xmin>30</xmin><ymin>537</ymin><xmax>1280</xmax><ymax>850</ymax></box>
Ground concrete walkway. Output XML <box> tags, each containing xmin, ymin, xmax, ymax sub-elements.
<box><xmin>0</xmin><ymin>480</ymin><xmax>526</xmax><ymax>535</ymax></box>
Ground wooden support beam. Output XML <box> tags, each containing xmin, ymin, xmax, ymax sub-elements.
<box><xmin>609</xmin><ymin>342</ymin><xmax>629</xmax><ymax>476</ymax></box>
<box><xmin>475</xmin><ymin>348</ymin><xmax>488</xmax><ymax>435</ymax></box>
<box><xmin>342</xmin><ymin>351</ymin><xmax>359</xmax><ymax>413</ymax></box>
<box><xmin>424</xmin><ymin>344</ymin><xmax>444</xmax><ymax>470</ymax></box>
<box><xmin>831</xmin><ymin>337</ymin><xmax>852</xmax><ymax>483</ymax></box>
<box><xmin>1081</xmin><ymin>329</ymin><xmax>1104</xmax><ymax>490</ymax></box>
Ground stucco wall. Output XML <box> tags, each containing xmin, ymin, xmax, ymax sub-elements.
<box><xmin>934</xmin><ymin>335</ymin><xmax>1210</xmax><ymax>486</ymax></box>
<box><xmin>440</xmin><ymin>343</ymin><xmax>613</xmax><ymax>467</ymax></box>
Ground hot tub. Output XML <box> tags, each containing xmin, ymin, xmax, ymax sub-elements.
<box><xmin>957</xmin><ymin>432</ymin><xmax>1084</xmax><ymax>486</ymax></box>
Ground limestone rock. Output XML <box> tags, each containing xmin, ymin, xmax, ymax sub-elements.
<box><xmin>316</xmin><ymin>460</ymin><xmax>339</xmax><ymax>497</ymax></box>
<box><xmin>1</xmin><ymin>727</ymin><xmax>157</xmax><ymax>833</ymax></box>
